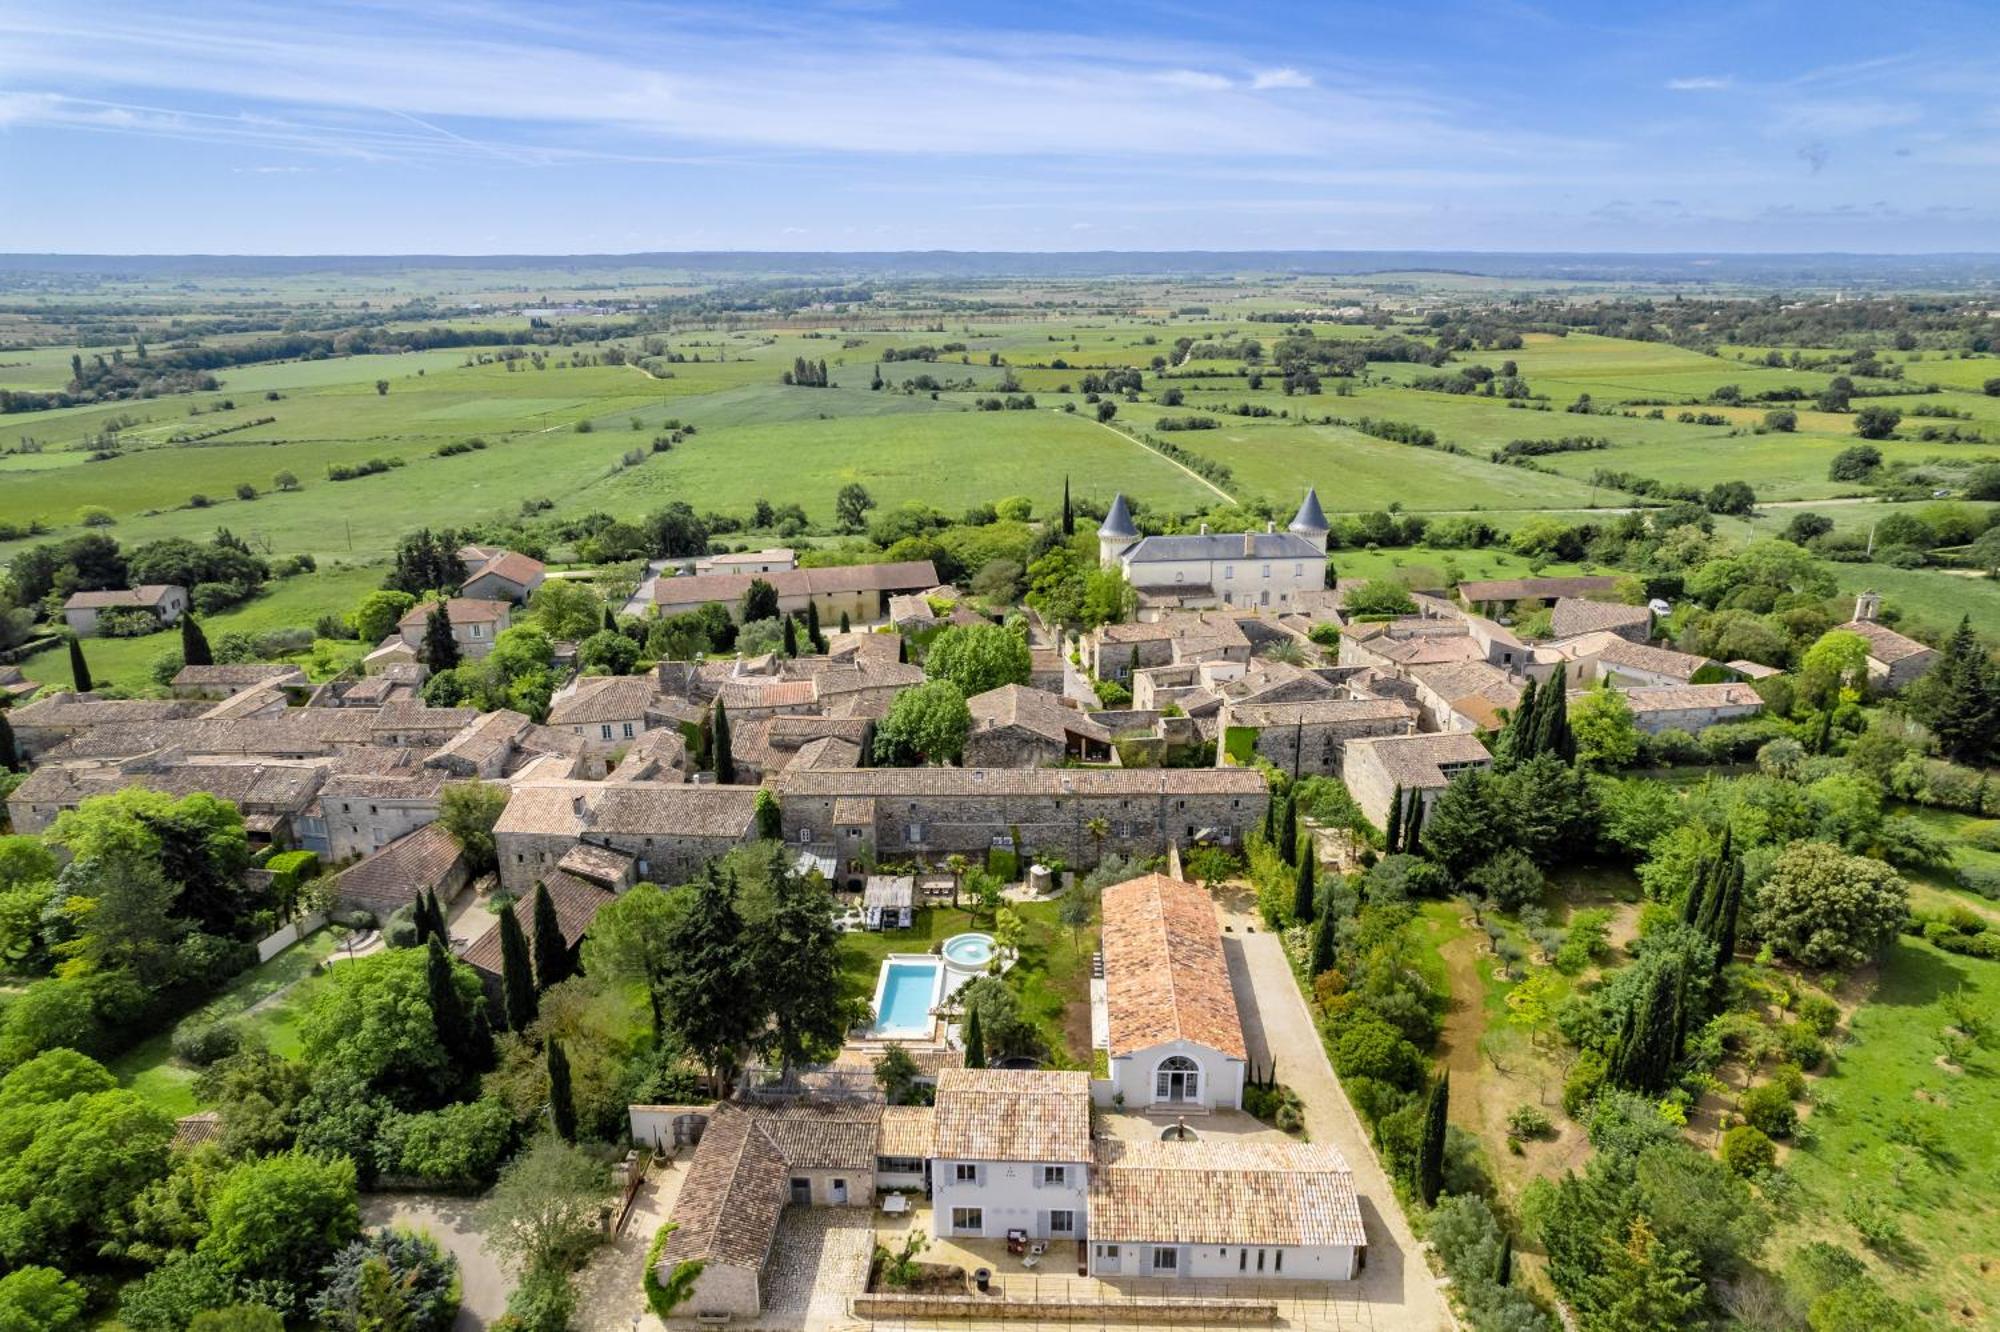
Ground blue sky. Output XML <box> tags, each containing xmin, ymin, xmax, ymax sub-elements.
<box><xmin>2</xmin><ymin>0</ymin><xmax>1997</xmax><ymax>254</ymax></box>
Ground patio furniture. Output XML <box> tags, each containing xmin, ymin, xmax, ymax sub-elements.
<box><xmin>1029</xmin><ymin>1241</ymin><xmax>1047</xmax><ymax>1256</ymax></box>
<box><xmin>1006</xmin><ymin>1229</ymin><xmax>1028</xmax><ymax>1255</ymax></box>
<box><xmin>1021</xmin><ymin>1253</ymin><xmax>1040</xmax><ymax>1270</ymax></box>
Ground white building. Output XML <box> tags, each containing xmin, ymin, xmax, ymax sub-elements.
<box><xmin>1087</xmin><ymin>1139</ymin><xmax>1366</xmax><ymax>1281</ymax></box>
<box><xmin>929</xmin><ymin>1069</ymin><xmax>1093</xmax><ymax>1244</ymax></box>
<box><xmin>1098</xmin><ymin>490</ymin><xmax>1330</xmax><ymax>611</ymax></box>
<box><xmin>1097</xmin><ymin>874</ymin><xmax>1247</xmax><ymax>1111</ymax></box>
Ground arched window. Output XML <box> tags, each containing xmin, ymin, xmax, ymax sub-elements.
<box><xmin>1155</xmin><ymin>1055</ymin><xmax>1200</xmax><ymax>1104</ymax></box>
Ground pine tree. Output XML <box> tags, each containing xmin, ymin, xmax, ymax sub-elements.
<box><xmin>1497</xmin><ymin>675</ymin><xmax>1539</xmax><ymax>766</ymax></box>
<box><xmin>180</xmin><ymin>613</ymin><xmax>213</xmax><ymax>667</ymax></box>
<box><xmin>1062</xmin><ymin>476</ymin><xmax>1074</xmax><ymax>537</ymax></box>
<box><xmin>532</xmin><ymin>880</ymin><xmax>573</xmax><ymax>990</ymax></box>
<box><xmin>68</xmin><ymin>636</ymin><xmax>93</xmax><ymax>693</ymax></box>
<box><xmin>1309</xmin><ymin>899</ymin><xmax>1338</xmax><ymax>977</ymax></box>
<box><xmin>1404</xmin><ymin>791</ymin><xmax>1425</xmax><ymax>856</ymax></box>
<box><xmin>1385</xmin><ymin>784</ymin><xmax>1404</xmax><ymax>854</ymax></box>
<box><xmin>422</xmin><ymin>603</ymin><xmax>460</xmax><ymax>671</ymax></box>
<box><xmin>1916</xmin><ymin>616</ymin><xmax>2000</xmax><ymax>763</ymax></box>
<box><xmin>1292</xmin><ymin>847</ymin><xmax>1316</xmax><ymax>924</ymax></box>
<box><xmin>962</xmin><ymin>1004</ymin><xmax>986</xmax><ymax>1068</ymax></box>
<box><xmin>547</xmin><ymin>1039</ymin><xmax>577</xmax><ymax>1141</ymax></box>
<box><xmin>806</xmin><ymin>598</ymin><xmax>822</xmax><ymax>652</ymax></box>
<box><xmin>782</xmin><ymin>615</ymin><xmax>798</xmax><ymax>658</ymax></box>
<box><xmin>1416</xmin><ymin>1073</ymin><xmax>1449</xmax><ymax>1205</ymax></box>
<box><xmin>711</xmin><ymin>698</ymin><xmax>735</xmax><ymax>784</ymax></box>
<box><xmin>1279</xmin><ymin>795</ymin><xmax>1298</xmax><ymax>867</ymax></box>
<box><xmin>0</xmin><ymin>712</ymin><xmax>16</xmax><ymax>773</ymax></box>
<box><xmin>1611</xmin><ymin>957</ymin><xmax>1684</xmax><ymax>1092</ymax></box>
<box><xmin>425</xmin><ymin>938</ymin><xmax>480</xmax><ymax>1086</ymax></box>
<box><xmin>498</xmin><ymin>901</ymin><xmax>537</xmax><ymax>1032</ymax></box>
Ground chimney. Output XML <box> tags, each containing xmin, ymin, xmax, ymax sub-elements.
<box><xmin>1265</xmin><ymin>520</ymin><xmax>1276</xmax><ymax>534</ymax></box>
<box><xmin>1199</xmin><ymin>523</ymin><xmax>1210</xmax><ymax>535</ymax></box>
<box><xmin>1243</xmin><ymin>529</ymin><xmax>1255</xmax><ymax>557</ymax></box>
<box><xmin>1854</xmin><ymin>591</ymin><xmax>1881</xmax><ymax>623</ymax></box>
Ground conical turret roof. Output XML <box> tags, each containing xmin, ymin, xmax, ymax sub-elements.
<box><xmin>1099</xmin><ymin>493</ymin><xmax>1138</xmax><ymax>539</ymax></box>
<box><xmin>1288</xmin><ymin>486</ymin><xmax>1329</xmax><ymax>535</ymax></box>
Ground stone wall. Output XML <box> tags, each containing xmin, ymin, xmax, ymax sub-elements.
<box><xmin>850</xmin><ymin>1293</ymin><xmax>1277</xmax><ymax>1323</ymax></box>
<box><xmin>786</xmin><ymin>789</ymin><xmax>1263</xmax><ymax>864</ymax></box>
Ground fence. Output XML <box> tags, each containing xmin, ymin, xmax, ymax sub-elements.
<box><xmin>255</xmin><ymin>911</ymin><xmax>326</xmax><ymax>963</ymax></box>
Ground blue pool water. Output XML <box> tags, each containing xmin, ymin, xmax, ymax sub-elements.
<box><xmin>872</xmin><ymin>959</ymin><xmax>942</xmax><ymax>1037</ymax></box>
<box><xmin>943</xmin><ymin>933</ymin><xmax>996</xmax><ymax>968</ymax></box>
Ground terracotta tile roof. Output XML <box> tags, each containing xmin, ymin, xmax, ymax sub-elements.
<box><xmin>1100</xmin><ymin>874</ymin><xmax>1246</xmax><ymax>1061</ymax></box>
<box><xmin>877</xmin><ymin>1106</ymin><xmax>935</xmax><ymax>1159</ymax></box>
<box><xmin>1096</xmin><ymin>613</ymin><xmax>1250</xmax><ymax>650</ymax></box>
<box><xmin>493</xmin><ymin>781</ymin><xmax>759</xmax><ymax>839</ymax></box>
<box><xmin>10</xmin><ymin>695</ymin><xmax>207</xmax><ymax>728</ymax></box>
<box><xmin>331</xmin><ymin>822</ymin><xmax>464</xmax><ymax>914</ymax></box>
<box><xmin>172</xmin><ymin>664</ymin><xmax>307</xmax><ymax>689</ymax></box>
<box><xmin>547</xmin><ymin>675</ymin><xmax>658</xmax><ymax>726</ymax></box>
<box><xmin>1558</xmin><ymin>631</ymin><xmax>1710</xmax><ymax>682</ymax></box>
<box><xmin>1458</xmin><ymin>575</ymin><xmax>1620</xmax><ymax>604</ymax></box>
<box><xmin>1840</xmin><ymin>618</ymin><xmax>1935</xmax><ymax>666</ymax></box>
<box><xmin>766</xmin><ymin>715</ymin><xmax>872</xmax><ymax>749</ymax></box>
<box><xmin>749</xmin><ymin>1102</ymin><xmax>883</xmax><ymax>1171</ymax></box>
<box><xmin>1346</xmin><ymin>732</ymin><xmax>1493</xmax><ymax>789</ymax></box>
<box><xmin>465</xmin><ymin>550</ymin><xmax>545</xmax><ymax>588</ymax></box>
<box><xmin>1222</xmin><ymin>698</ymin><xmax>1412</xmax><ymax>729</ymax></box>
<box><xmin>1409</xmin><ymin>660</ymin><xmax>1524</xmax><ymax>709</ymax></box>
<box><xmin>968</xmin><ymin>684</ymin><xmax>1111</xmax><ymax>745</ymax></box>
<box><xmin>64</xmin><ymin>584</ymin><xmax>182</xmax><ymax>609</ymax></box>
<box><xmin>790</xmin><ymin>735</ymin><xmax>862</xmax><ymax>770</ymax></box>
<box><xmin>776</xmin><ymin>766</ymin><xmax>1267</xmax><ymax>799</ymax></box>
<box><xmin>172</xmin><ymin>1111</ymin><xmax>223</xmax><ymax>1151</ymax></box>
<box><xmin>396</xmin><ymin>597</ymin><xmax>513</xmax><ymax>629</ymax></box>
<box><xmin>463</xmin><ymin>870</ymin><xmax>611</xmax><ymax>977</ymax></box>
<box><xmin>1727</xmin><ymin>659</ymin><xmax>1784</xmax><ymax>679</ymax></box>
<box><xmin>931</xmin><ymin>1069</ymin><xmax>1092</xmax><ymax>1162</ymax></box>
<box><xmin>557</xmin><ymin>840</ymin><xmax>635</xmax><ymax>886</ymax></box>
<box><xmin>1089</xmin><ymin>1139</ymin><xmax>1365</xmax><ymax>1248</ymax></box>
<box><xmin>1549</xmin><ymin>597</ymin><xmax>1651</xmax><ymax>639</ymax></box>
<box><xmin>1618</xmin><ymin>682</ymin><xmax>1765</xmax><ymax>714</ymax></box>
<box><xmin>652</xmin><ymin>560</ymin><xmax>940</xmax><ymax>611</ymax></box>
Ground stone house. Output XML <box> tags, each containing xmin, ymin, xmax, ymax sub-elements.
<box><xmin>1456</xmin><ymin>574</ymin><xmax>1621</xmax><ymax>618</ymax></box>
<box><xmin>395</xmin><ymin>598</ymin><xmax>513</xmax><ymax>661</ymax></box>
<box><xmin>1840</xmin><ymin>596</ymin><xmax>1937</xmax><ymax>693</ymax></box>
<box><xmin>1217</xmin><ymin>697</ymin><xmax>1415</xmax><ymax>777</ymax></box>
<box><xmin>4</xmin><ymin>694</ymin><xmax>209</xmax><ymax>763</ymax></box>
<box><xmin>1553</xmin><ymin>631</ymin><xmax>1713</xmax><ymax>687</ymax></box>
<box><xmin>1097</xmin><ymin>874</ymin><xmax>1247</xmax><ymax>1112</ymax></box>
<box><xmin>649</xmin><ymin>560</ymin><xmax>939</xmax><ymax>626</ymax></box>
<box><xmin>1617</xmin><ymin>683</ymin><xmax>1765</xmax><ymax>735</ymax></box>
<box><xmin>170</xmin><ymin>664</ymin><xmax>308</xmax><ymax>700</ymax></box>
<box><xmin>1340</xmin><ymin>731</ymin><xmax>1494</xmax><ymax>829</ymax></box>
<box><xmin>456</xmin><ymin>547</ymin><xmax>546</xmax><ymax>604</ymax></box>
<box><xmin>316</xmin><ymin>760</ymin><xmax>451</xmax><ymax>861</ymax></box>
<box><xmin>1098</xmin><ymin>490</ymin><xmax>1330</xmax><ymax>612</ymax></box>
<box><xmin>62</xmin><ymin>584</ymin><xmax>188</xmax><ymax>637</ymax></box>
<box><xmin>547</xmin><ymin>675</ymin><xmax>659</xmax><ymax>753</ymax></box>
<box><xmin>1549</xmin><ymin>596</ymin><xmax>1651</xmax><ymax>642</ymax></box>
<box><xmin>694</xmin><ymin>547</ymin><xmax>797</xmax><ymax>577</ymax></box>
<box><xmin>328</xmin><ymin>821</ymin><xmax>468</xmax><ymax>919</ymax></box>
<box><xmin>930</xmin><ymin>1069</ymin><xmax>1093</xmax><ymax>1244</ymax></box>
<box><xmin>492</xmin><ymin>780</ymin><xmax>760</xmax><ymax>894</ymax></box>
<box><xmin>1406</xmin><ymin>660</ymin><xmax>1525</xmax><ymax>734</ymax></box>
<box><xmin>965</xmin><ymin>684</ymin><xmax>1114</xmax><ymax>767</ymax></box>
<box><xmin>1086</xmin><ymin>613</ymin><xmax>1252</xmax><ymax>683</ymax></box>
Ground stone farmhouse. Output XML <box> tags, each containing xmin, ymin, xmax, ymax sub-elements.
<box><xmin>645</xmin><ymin>559</ymin><xmax>940</xmax><ymax>625</ymax></box>
<box><xmin>394</xmin><ymin>597</ymin><xmax>513</xmax><ymax>661</ymax></box>
<box><xmin>492</xmin><ymin>780</ymin><xmax>762</xmax><ymax>894</ymax></box>
<box><xmin>694</xmin><ymin>547</ymin><xmax>797</xmax><ymax>577</ymax></box>
<box><xmin>1340</xmin><ymin>731</ymin><xmax>1494</xmax><ymax>827</ymax></box>
<box><xmin>1840</xmin><ymin>594</ymin><xmax>1937</xmax><ymax>693</ymax></box>
<box><xmin>1097</xmin><ymin>490</ymin><xmax>1330</xmax><ymax>613</ymax></box>
<box><xmin>1616</xmin><ymin>682</ymin><xmax>1767</xmax><ymax>735</ymax></box>
<box><xmin>1456</xmin><ymin>574</ymin><xmax>1621</xmax><ymax>618</ymax></box>
<box><xmin>61</xmin><ymin>584</ymin><xmax>188</xmax><ymax>637</ymax></box>
<box><xmin>965</xmin><ymin>684</ymin><xmax>1113</xmax><ymax>767</ymax></box>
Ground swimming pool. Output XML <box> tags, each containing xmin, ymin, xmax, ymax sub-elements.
<box><xmin>942</xmin><ymin>932</ymin><xmax>996</xmax><ymax>969</ymax></box>
<box><xmin>869</xmin><ymin>957</ymin><xmax>944</xmax><ymax>1039</ymax></box>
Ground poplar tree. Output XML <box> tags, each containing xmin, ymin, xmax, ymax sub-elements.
<box><xmin>547</xmin><ymin>1039</ymin><xmax>577</xmax><ymax>1142</ymax></box>
<box><xmin>498</xmin><ymin>901</ymin><xmax>538</xmax><ymax>1032</ymax></box>
<box><xmin>68</xmin><ymin>636</ymin><xmax>93</xmax><ymax>693</ymax></box>
<box><xmin>1385</xmin><ymin>785</ymin><xmax>1404</xmax><ymax>854</ymax></box>
<box><xmin>180</xmin><ymin>613</ymin><xmax>213</xmax><ymax>667</ymax></box>
<box><xmin>962</xmin><ymin>1004</ymin><xmax>986</xmax><ymax>1069</ymax></box>
<box><xmin>711</xmin><ymin>698</ymin><xmax>735</xmax><ymax>784</ymax></box>
<box><xmin>1403</xmin><ymin>791</ymin><xmax>1425</xmax><ymax>856</ymax></box>
<box><xmin>1416</xmin><ymin>1073</ymin><xmax>1449</xmax><ymax>1205</ymax></box>
<box><xmin>532</xmin><ymin>881</ymin><xmax>573</xmax><ymax>990</ymax></box>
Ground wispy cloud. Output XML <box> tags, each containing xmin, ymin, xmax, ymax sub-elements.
<box><xmin>1665</xmin><ymin>76</ymin><xmax>1730</xmax><ymax>91</ymax></box>
<box><xmin>1251</xmin><ymin>67</ymin><xmax>1313</xmax><ymax>90</ymax></box>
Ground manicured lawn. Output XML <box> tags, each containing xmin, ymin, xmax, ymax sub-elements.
<box><xmin>1772</xmin><ymin>936</ymin><xmax>2000</xmax><ymax>1325</ymax></box>
<box><xmin>109</xmin><ymin>929</ymin><xmax>339</xmax><ymax>1118</ymax></box>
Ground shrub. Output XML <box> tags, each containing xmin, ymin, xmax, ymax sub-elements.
<box><xmin>1795</xmin><ymin>993</ymin><xmax>1841</xmax><ymax>1037</ymax></box>
<box><xmin>1778</xmin><ymin>1023</ymin><xmax>1826</xmax><ymax>1071</ymax></box>
<box><xmin>1956</xmin><ymin>865</ymin><xmax>2000</xmax><ymax>899</ymax></box>
<box><xmin>171</xmin><ymin>1021</ymin><xmax>244</xmax><ymax>1068</ymax></box>
<box><xmin>1719</xmin><ymin>1124</ymin><xmax>1776</xmax><ymax>1176</ymax></box>
<box><xmin>1507</xmin><ymin>1103</ymin><xmax>1553</xmax><ymax>1139</ymax></box>
<box><xmin>1562</xmin><ymin>1049</ymin><xmax>1608</xmax><ymax>1118</ymax></box>
<box><xmin>503</xmin><ymin>1262</ymin><xmax>575</xmax><ymax>1332</ymax></box>
<box><xmin>1739</xmin><ymin>1082</ymin><xmax>1797</xmax><ymax>1137</ymax></box>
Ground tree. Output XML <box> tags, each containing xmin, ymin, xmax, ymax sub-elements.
<box><xmin>1096</xmin><ymin>400</ymin><xmax>1117</xmax><ymax>423</ymax></box>
<box><xmin>1062</xmin><ymin>476</ymin><xmax>1074</xmax><ymax>537</ymax></box>
<box><xmin>546</xmin><ymin>1040</ymin><xmax>577</xmax><ymax>1142</ymax></box>
<box><xmin>873</xmin><ymin>679</ymin><xmax>971</xmax><ymax>765</ymax></box>
<box><xmin>1610</xmin><ymin>956</ymin><xmax>1685</xmax><ymax>1093</ymax></box>
<box><xmin>180</xmin><ymin>613</ymin><xmax>213</xmax><ymax>668</ymax></box>
<box><xmin>1469</xmin><ymin>848</ymin><xmax>1544</xmax><ymax>913</ymax></box>
<box><xmin>1762</xmin><ymin>408</ymin><xmax>1797</xmax><ymax>433</ymax></box>
<box><xmin>1798</xmin><ymin>628</ymin><xmax>1870</xmax><ymax>711</ymax></box>
<box><xmin>754</xmin><ymin>788</ymin><xmax>783</xmax><ymax>841</ymax></box>
<box><xmin>301</xmin><ymin>948</ymin><xmax>481</xmax><ymax>1105</ymax></box>
<box><xmin>0</xmin><ymin>712</ymin><xmax>16</xmax><ymax>773</ymax></box>
<box><xmin>835</xmin><ymin>483</ymin><xmax>876</xmax><ymax>532</ymax></box>
<box><xmin>67</xmin><ymin>637</ymin><xmax>91</xmax><ymax>693</ymax></box>
<box><xmin>1384</xmin><ymin>784</ymin><xmax>1404</xmax><ymax>853</ymax></box>
<box><xmin>1416</xmin><ymin>1074</ymin><xmax>1448</xmax><ymax>1205</ymax></box>
<box><xmin>710</xmin><ymin>697</ymin><xmax>735</xmax><ymax>783</ymax></box>
<box><xmin>1906</xmin><ymin>617</ymin><xmax>1999</xmax><ymax>763</ymax></box>
<box><xmin>1827</xmin><ymin>443</ymin><xmax>1882</xmax><ymax>481</ymax></box>
<box><xmin>424</xmin><ymin>939</ymin><xmax>486</xmax><ymax>1090</ymax></box>
<box><xmin>529</xmin><ymin>881</ymin><xmax>573</xmax><ymax>992</ymax></box>
<box><xmin>198</xmin><ymin>1151</ymin><xmax>359</xmax><ymax>1301</ymax></box>
<box><xmin>1292</xmin><ymin>847</ymin><xmax>1316</xmax><ymax>924</ymax></box>
<box><xmin>1531</xmin><ymin>663</ymin><xmax>1574</xmax><ymax>763</ymax></box>
<box><xmin>420</xmin><ymin>603</ymin><xmax>459</xmax><ymax>671</ymax></box>
<box><xmin>660</xmin><ymin>870</ymin><xmax>757</xmax><ymax>1092</ymax></box>
<box><xmin>0</xmin><ymin>1266</ymin><xmax>87</xmax><ymax>1332</ymax></box>
<box><xmin>1571</xmin><ymin>685</ymin><xmax>1640</xmax><ymax>769</ymax></box>
<box><xmin>481</xmin><ymin>1134</ymin><xmax>607</xmax><ymax>1276</ymax></box>
<box><xmin>1309</xmin><ymin>898</ymin><xmax>1338</xmax><ymax>978</ymax></box>
<box><xmin>581</xmin><ymin>883</ymin><xmax>679</xmax><ymax>1041</ymax></box>
<box><xmin>1584</xmin><ymin>1217</ymin><xmax>1705</xmax><ymax>1330</ymax></box>
<box><xmin>527</xmin><ymin>580</ymin><xmax>602</xmax><ymax>641</ymax></box>
<box><xmin>739</xmin><ymin>578</ymin><xmax>779</xmax><ymax>624</ymax></box>
<box><xmin>1279</xmin><ymin>793</ymin><xmax>1298</xmax><ymax>866</ymax></box>
<box><xmin>437</xmin><ymin>781</ymin><xmax>508</xmax><ymax>876</ymax></box>
<box><xmin>497</xmin><ymin>902</ymin><xmax>538</xmax><ymax>1033</ymax></box>
<box><xmin>961</xmin><ymin>1002</ymin><xmax>986</xmax><ymax>1068</ymax></box>
<box><xmin>1495</xmin><ymin>675</ymin><xmax>1539</xmax><ymax>767</ymax></box>
<box><xmin>311</xmin><ymin>1228</ymin><xmax>460</xmax><ymax>1332</ymax></box>
<box><xmin>925</xmin><ymin>622</ymin><xmax>1032</xmax><ymax>695</ymax></box>
<box><xmin>350</xmin><ymin>589</ymin><xmax>417</xmax><ymax>643</ymax></box>
<box><xmin>1749</xmin><ymin>841</ymin><xmax>1907</xmax><ymax>970</ymax></box>
<box><xmin>748</xmin><ymin>868</ymin><xmax>854</xmax><ymax>1084</ymax></box>
<box><xmin>1853</xmin><ymin>406</ymin><xmax>1901</xmax><ymax>440</ymax></box>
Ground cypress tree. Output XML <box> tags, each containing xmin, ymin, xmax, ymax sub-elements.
<box><xmin>805</xmin><ymin>599</ymin><xmax>822</xmax><ymax>652</ymax></box>
<box><xmin>782</xmin><ymin>614</ymin><xmax>798</xmax><ymax>658</ymax></box>
<box><xmin>1416</xmin><ymin>1073</ymin><xmax>1449</xmax><ymax>1206</ymax></box>
<box><xmin>1404</xmin><ymin>791</ymin><xmax>1425</xmax><ymax>857</ymax></box>
<box><xmin>1811</xmin><ymin>706</ymin><xmax>1835</xmax><ymax>756</ymax></box>
<box><xmin>532</xmin><ymin>880</ymin><xmax>573</xmax><ymax>990</ymax></box>
<box><xmin>547</xmin><ymin>1039</ymin><xmax>577</xmax><ymax>1141</ymax></box>
<box><xmin>962</xmin><ymin>1004</ymin><xmax>986</xmax><ymax>1068</ymax></box>
<box><xmin>498</xmin><ymin>901</ymin><xmax>538</xmax><ymax>1032</ymax></box>
<box><xmin>1494</xmin><ymin>1234</ymin><xmax>1512</xmax><ymax>1287</ymax></box>
<box><xmin>1920</xmin><ymin>616</ymin><xmax>2000</xmax><ymax>763</ymax></box>
<box><xmin>1711</xmin><ymin>863</ymin><xmax>1743</xmax><ymax>974</ymax></box>
<box><xmin>1534</xmin><ymin>663</ymin><xmax>1572</xmax><ymax>763</ymax></box>
<box><xmin>0</xmin><ymin>712</ymin><xmax>16</xmax><ymax>773</ymax></box>
<box><xmin>1611</xmin><ymin>957</ymin><xmax>1684</xmax><ymax>1093</ymax></box>
<box><xmin>428</xmin><ymin>889</ymin><xmax>450</xmax><ymax>944</ymax></box>
<box><xmin>1062</xmin><ymin>476</ymin><xmax>1074</xmax><ymax>537</ymax></box>
<box><xmin>68</xmin><ymin>636</ymin><xmax>93</xmax><ymax>693</ymax></box>
<box><xmin>1279</xmin><ymin>795</ymin><xmax>1298</xmax><ymax>867</ymax></box>
<box><xmin>839</xmin><ymin>611</ymin><xmax>851</xmax><ymax>634</ymax></box>
<box><xmin>1261</xmin><ymin>789</ymin><xmax>1278</xmax><ymax>847</ymax></box>
<box><xmin>413</xmin><ymin>892</ymin><xmax>436</xmax><ymax>947</ymax></box>
<box><xmin>425</xmin><ymin>938</ymin><xmax>479</xmax><ymax>1085</ymax></box>
<box><xmin>711</xmin><ymin>698</ymin><xmax>735</xmax><ymax>784</ymax></box>
<box><xmin>603</xmin><ymin>606</ymin><xmax>618</xmax><ymax>634</ymax></box>
<box><xmin>422</xmin><ymin>603</ymin><xmax>460</xmax><ymax>670</ymax></box>
<box><xmin>1309</xmin><ymin>899</ymin><xmax>1338</xmax><ymax>977</ymax></box>
<box><xmin>1292</xmin><ymin>847</ymin><xmax>1316</xmax><ymax>924</ymax></box>
<box><xmin>897</xmin><ymin>636</ymin><xmax>908</xmax><ymax>664</ymax></box>
<box><xmin>1385</xmin><ymin>784</ymin><xmax>1404</xmax><ymax>854</ymax></box>
<box><xmin>180</xmin><ymin>613</ymin><xmax>213</xmax><ymax>667</ymax></box>
<box><xmin>1498</xmin><ymin>675</ymin><xmax>1539</xmax><ymax>765</ymax></box>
